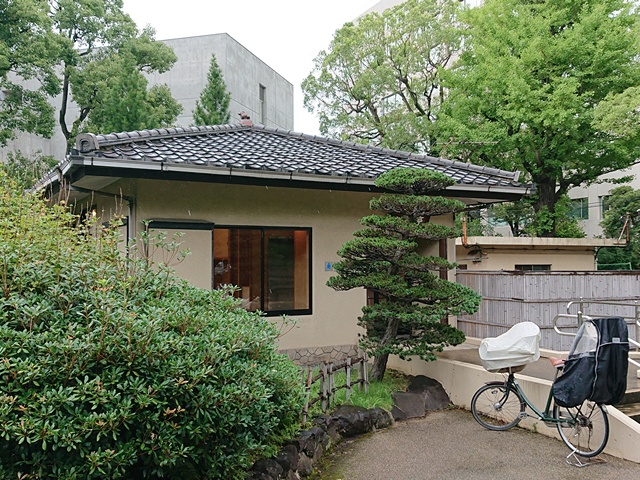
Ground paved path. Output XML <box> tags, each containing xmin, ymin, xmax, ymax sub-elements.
<box><xmin>317</xmin><ymin>409</ymin><xmax>640</xmax><ymax>480</ymax></box>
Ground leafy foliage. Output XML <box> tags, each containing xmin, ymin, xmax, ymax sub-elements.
<box><xmin>328</xmin><ymin>168</ymin><xmax>480</xmax><ymax>381</ymax></box>
<box><xmin>599</xmin><ymin>186</ymin><xmax>640</xmax><ymax>269</ymax></box>
<box><xmin>434</xmin><ymin>0</ymin><xmax>640</xmax><ymax>236</ymax></box>
<box><xmin>0</xmin><ymin>0</ymin><xmax>60</xmax><ymax>145</ymax></box>
<box><xmin>48</xmin><ymin>1</ymin><xmax>178</xmax><ymax>148</ymax></box>
<box><xmin>0</xmin><ymin>171</ymin><xmax>303</xmax><ymax>479</ymax></box>
<box><xmin>488</xmin><ymin>196</ymin><xmax>585</xmax><ymax>238</ymax></box>
<box><xmin>302</xmin><ymin>0</ymin><xmax>462</xmax><ymax>152</ymax></box>
<box><xmin>192</xmin><ymin>54</ymin><xmax>231</xmax><ymax>126</ymax></box>
<box><xmin>2</xmin><ymin>150</ymin><xmax>57</xmax><ymax>190</ymax></box>
<box><xmin>83</xmin><ymin>48</ymin><xmax>182</xmax><ymax>134</ymax></box>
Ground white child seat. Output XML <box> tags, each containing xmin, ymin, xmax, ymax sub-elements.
<box><xmin>479</xmin><ymin>322</ymin><xmax>541</xmax><ymax>372</ymax></box>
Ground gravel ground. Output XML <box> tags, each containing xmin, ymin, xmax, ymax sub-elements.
<box><xmin>316</xmin><ymin>408</ymin><xmax>640</xmax><ymax>480</ymax></box>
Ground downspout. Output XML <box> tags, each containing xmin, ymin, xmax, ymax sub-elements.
<box><xmin>462</xmin><ymin>213</ymin><xmax>469</xmax><ymax>247</ymax></box>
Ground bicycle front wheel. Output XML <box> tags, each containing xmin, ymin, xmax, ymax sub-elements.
<box><xmin>471</xmin><ymin>383</ymin><xmax>525</xmax><ymax>431</ymax></box>
<box><xmin>554</xmin><ymin>401</ymin><xmax>609</xmax><ymax>457</ymax></box>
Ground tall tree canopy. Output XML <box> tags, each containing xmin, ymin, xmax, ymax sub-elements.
<box><xmin>0</xmin><ymin>0</ymin><xmax>60</xmax><ymax>145</ymax></box>
<box><xmin>1</xmin><ymin>1</ymin><xmax>180</xmax><ymax>150</ymax></box>
<box><xmin>54</xmin><ymin>2</ymin><xmax>178</xmax><ymax>147</ymax></box>
<box><xmin>302</xmin><ymin>0</ymin><xmax>462</xmax><ymax>152</ymax></box>
<box><xmin>81</xmin><ymin>46</ymin><xmax>182</xmax><ymax>134</ymax></box>
<box><xmin>192</xmin><ymin>54</ymin><xmax>231</xmax><ymax>126</ymax></box>
<box><xmin>434</xmin><ymin>0</ymin><xmax>640</xmax><ymax>237</ymax></box>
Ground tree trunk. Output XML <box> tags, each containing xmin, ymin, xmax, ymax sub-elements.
<box><xmin>369</xmin><ymin>313</ymin><xmax>401</xmax><ymax>382</ymax></box>
<box><xmin>370</xmin><ymin>354</ymin><xmax>389</xmax><ymax>382</ymax></box>
<box><xmin>532</xmin><ymin>175</ymin><xmax>559</xmax><ymax>237</ymax></box>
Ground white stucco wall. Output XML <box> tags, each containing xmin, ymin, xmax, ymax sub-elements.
<box><xmin>89</xmin><ymin>178</ymin><xmax>456</xmax><ymax>353</ymax></box>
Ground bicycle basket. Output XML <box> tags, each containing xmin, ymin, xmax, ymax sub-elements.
<box><xmin>479</xmin><ymin>322</ymin><xmax>541</xmax><ymax>373</ymax></box>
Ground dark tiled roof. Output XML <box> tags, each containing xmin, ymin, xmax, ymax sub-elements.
<box><xmin>73</xmin><ymin>123</ymin><xmax>522</xmax><ymax>187</ymax></box>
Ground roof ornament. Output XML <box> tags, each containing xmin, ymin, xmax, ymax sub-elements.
<box><xmin>238</xmin><ymin>111</ymin><xmax>253</xmax><ymax>127</ymax></box>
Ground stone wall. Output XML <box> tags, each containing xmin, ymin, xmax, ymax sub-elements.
<box><xmin>279</xmin><ymin>344</ymin><xmax>362</xmax><ymax>367</ymax></box>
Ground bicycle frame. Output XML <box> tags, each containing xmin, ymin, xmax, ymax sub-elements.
<box><xmin>497</xmin><ymin>372</ymin><xmax>573</xmax><ymax>427</ymax></box>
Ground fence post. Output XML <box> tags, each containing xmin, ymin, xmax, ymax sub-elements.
<box><xmin>302</xmin><ymin>366</ymin><xmax>312</xmax><ymax>424</ymax></box>
<box><xmin>361</xmin><ymin>353</ymin><xmax>369</xmax><ymax>394</ymax></box>
<box><xmin>321</xmin><ymin>364</ymin><xmax>329</xmax><ymax>413</ymax></box>
<box><xmin>345</xmin><ymin>357</ymin><xmax>352</xmax><ymax>401</ymax></box>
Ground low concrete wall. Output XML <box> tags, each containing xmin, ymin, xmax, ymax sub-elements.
<box><xmin>389</xmin><ymin>355</ymin><xmax>640</xmax><ymax>464</ymax></box>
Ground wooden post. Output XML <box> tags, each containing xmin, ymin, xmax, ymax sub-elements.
<box><xmin>345</xmin><ymin>357</ymin><xmax>352</xmax><ymax>401</ymax></box>
<box><xmin>328</xmin><ymin>363</ymin><xmax>334</xmax><ymax>410</ymax></box>
<box><xmin>363</xmin><ymin>353</ymin><xmax>369</xmax><ymax>394</ymax></box>
<box><xmin>321</xmin><ymin>364</ymin><xmax>329</xmax><ymax>413</ymax></box>
<box><xmin>302</xmin><ymin>366</ymin><xmax>313</xmax><ymax>424</ymax></box>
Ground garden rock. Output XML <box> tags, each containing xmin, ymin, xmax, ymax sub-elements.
<box><xmin>391</xmin><ymin>376</ymin><xmax>451</xmax><ymax>420</ymax></box>
<box><xmin>248</xmin><ymin>404</ymin><xmax>396</xmax><ymax>478</ymax></box>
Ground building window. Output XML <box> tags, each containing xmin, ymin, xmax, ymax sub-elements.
<box><xmin>213</xmin><ymin>226</ymin><xmax>311</xmax><ymax>315</ymax></box>
<box><xmin>600</xmin><ymin>195</ymin><xmax>610</xmax><ymax>218</ymax></box>
<box><xmin>569</xmin><ymin>197</ymin><xmax>589</xmax><ymax>220</ymax></box>
<box><xmin>514</xmin><ymin>264</ymin><xmax>551</xmax><ymax>271</ymax></box>
<box><xmin>259</xmin><ymin>84</ymin><xmax>266</xmax><ymax>124</ymax></box>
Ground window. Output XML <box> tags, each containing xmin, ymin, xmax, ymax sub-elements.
<box><xmin>600</xmin><ymin>195</ymin><xmax>610</xmax><ymax>217</ymax></box>
<box><xmin>213</xmin><ymin>227</ymin><xmax>311</xmax><ymax>315</ymax></box>
<box><xmin>259</xmin><ymin>84</ymin><xmax>266</xmax><ymax>124</ymax></box>
<box><xmin>515</xmin><ymin>264</ymin><xmax>551</xmax><ymax>271</ymax></box>
<box><xmin>569</xmin><ymin>197</ymin><xmax>589</xmax><ymax>220</ymax></box>
<box><xmin>486</xmin><ymin>208</ymin><xmax>508</xmax><ymax>227</ymax></box>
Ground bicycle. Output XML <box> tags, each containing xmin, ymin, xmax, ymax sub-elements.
<box><xmin>471</xmin><ymin>359</ymin><xmax>609</xmax><ymax>458</ymax></box>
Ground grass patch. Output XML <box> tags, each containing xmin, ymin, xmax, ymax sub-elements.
<box><xmin>306</xmin><ymin>368</ymin><xmax>408</xmax><ymax>418</ymax></box>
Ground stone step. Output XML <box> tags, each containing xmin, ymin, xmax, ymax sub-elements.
<box><xmin>616</xmin><ymin>402</ymin><xmax>640</xmax><ymax>423</ymax></box>
<box><xmin>620</xmin><ymin>388</ymin><xmax>640</xmax><ymax>405</ymax></box>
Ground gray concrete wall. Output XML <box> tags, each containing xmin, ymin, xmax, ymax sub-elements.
<box><xmin>152</xmin><ymin>33</ymin><xmax>293</xmax><ymax>129</ymax></box>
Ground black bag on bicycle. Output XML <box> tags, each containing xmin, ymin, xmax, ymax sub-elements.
<box><xmin>553</xmin><ymin>317</ymin><xmax>628</xmax><ymax>408</ymax></box>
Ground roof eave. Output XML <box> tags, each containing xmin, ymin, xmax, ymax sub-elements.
<box><xmin>38</xmin><ymin>155</ymin><xmax>532</xmax><ymax>203</ymax></box>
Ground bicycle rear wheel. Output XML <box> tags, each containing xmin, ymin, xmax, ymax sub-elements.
<box><xmin>471</xmin><ymin>382</ymin><xmax>525</xmax><ymax>431</ymax></box>
<box><xmin>553</xmin><ymin>401</ymin><xmax>609</xmax><ymax>457</ymax></box>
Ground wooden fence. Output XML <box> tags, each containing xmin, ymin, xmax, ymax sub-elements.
<box><xmin>456</xmin><ymin>270</ymin><xmax>640</xmax><ymax>351</ymax></box>
<box><xmin>301</xmin><ymin>354</ymin><xmax>369</xmax><ymax>424</ymax></box>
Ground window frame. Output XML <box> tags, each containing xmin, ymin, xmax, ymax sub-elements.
<box><xmin>514</xmin><ymin>264</ymin><xmax>551</xmax><ymax>271</ymax></box>
<box><xmin>569</xmin><ymin>197</ymin><xmax>589</xmax><ymax>220</ymax></box>
<box><xmin>213</xmin><ymin>225</ymin><xmax>312</xmax><ymax>316</ymax></box>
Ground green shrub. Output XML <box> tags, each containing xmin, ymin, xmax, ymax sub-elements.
<box><xmin>0</xmin><ymin>172</ymin><xmax>303</xmax><ymax>479</ymax></box>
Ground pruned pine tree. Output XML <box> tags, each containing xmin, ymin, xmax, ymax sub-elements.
<box><xmin>192</xmin><ymin>54</ymin><xmax>231</xmax><ymax>126</ymax></box>
<box><xmin>328</xmin><ymin>168</ymin><xmax>481</xmax><ymax>381</ymax></box>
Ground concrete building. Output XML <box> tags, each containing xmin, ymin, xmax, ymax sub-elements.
<box><xmin>455</xmin><ymin>236</ymin><xmax>624</xmax><ymax>271</ymax></box>
<box><xmin>1</xmin><ymin>33</ymin><xmax>293</xmax><ymax>161</ymax></box>
<box><xmin>567</xmin><ymin>168</ymin><xmax>639</xmax><ymax>238</ymax></box>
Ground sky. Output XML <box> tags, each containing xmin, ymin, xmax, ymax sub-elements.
<box><xmin>122</xmin><ymin>0</ymin><xmax>380</xmax><ymax>135</ymax></box>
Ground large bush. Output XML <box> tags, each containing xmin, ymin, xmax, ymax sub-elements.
<box><xmin>0</xmin><ymin>172</ymin><xmax>303</xmax><ymax>479</ymax></box>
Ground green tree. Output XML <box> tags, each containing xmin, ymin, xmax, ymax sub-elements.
<box><xmin>599</xmin><ymin>185</ymin><xmax>640</xmax><ymax>269</ymax></box>
<box><xmin>53</xmin><ymin>2</ymin><xmax>178</xmax><ymax>149</ymax></box>
<box><xmin>0</xmin><ymin>0</ymin><xmax>60</xmax><ymax>145</ymax></box>
<box><xmin>328</xmin><ymin>168</ymin><xmax>481</xmax><ymax>381</ymax></box>
<box><xmin>302</xmin><ymin>0</ymin><xmax>462</xmax><ymax>152</ymax></box>
<box><xmin>434</xmin><ymin>0</ymin><xmax>640</xmax><ymax>237</ymax></box>
<box><xmin>2</xmin><ymin>150</ymin><xmax>57</xmax><ymax>190</ymax></box>
<box><xmin>83</xmin><ymin>49</ymin><xmax>182</xmax><ymax>134</ymax></box>
<box><xmin>488</xmin><ymin>196</ymin><xmax>585</xmax><ymax>238</ymax></box>
<box><xmin>193</xmin><ymin>54</ymin><xmax>231</xmax><ymax>126</ymax></box>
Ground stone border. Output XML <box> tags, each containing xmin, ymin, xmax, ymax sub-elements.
<box><xmin>247</xmin><ymin>375</ymin><xmax>450</xmax><ymax>479</ymax></box>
